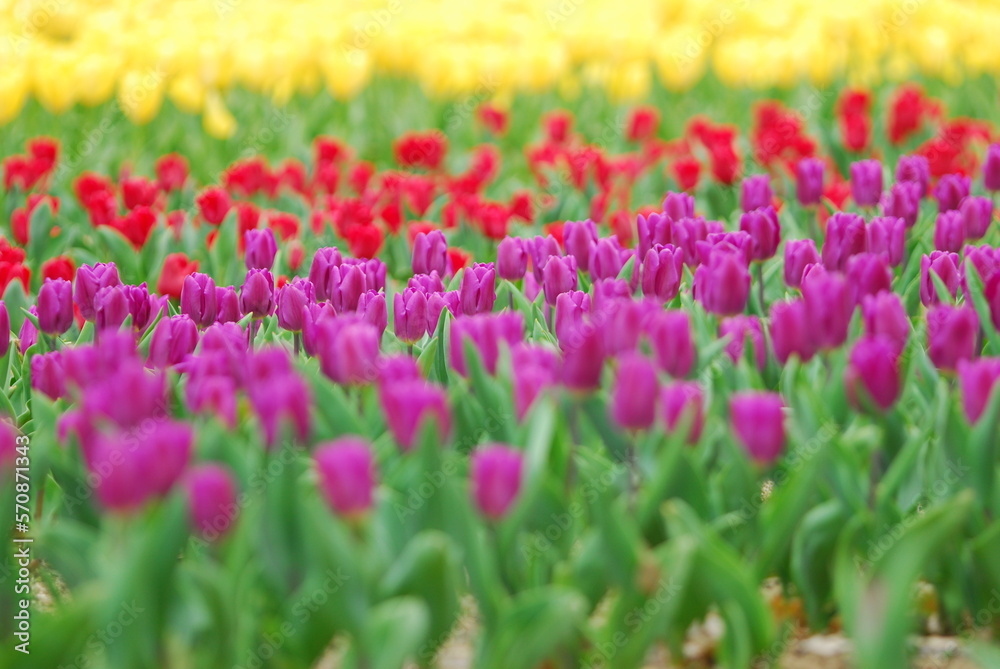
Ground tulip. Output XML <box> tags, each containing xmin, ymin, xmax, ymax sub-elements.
<box><xmin>317</xmin><ymin>320</ymin><xmax>381</xmax><ymax>385</ymax></box>
<box><xmin>450</xmin><ymin>312</ymin><xmax>523</xmax><ymax>376</ymax></box>
<box><xmin>927</xmin><ymin>305</ymin><xmax>979</xmax><ymax>372</ymax></box>
<box><xmin>720</xmin><ymin>316</ymin><xmax>766</xmax><ymax>370</ymax></box>
<box><xmin>470</xmin><ymin>445</ymin><xmax>524</xmax><ymax>520</ymax></box>
<box><xmin>661</xmin><ymin>382</ymin><xmax>704</xmax><ymax>444</ymax></box>
<box><xmin>18</xmin><ymin>308</ymin><xmax>38</xmax><ymax>354</ymax></box>
<box><xmin>861</xmin><ymin>293</ymin><xmax>909</xmax><ymax>354</ymax></box>
<box><xmin>641</xmin><ymin>245</ymin><xmax>683</xmax><ymax>302</ymax></box>
<box><xmin>739</xmin><ymin>206</ymin><xmax>780</xmax><ymax>261</ymax></box>
<box><xmin>896</xmin><ymin>154</ymin><xmax>930</xmax><ymax>196</ymax></box>
<box><xmin>94</xmin><ymin>285</ymin><xmax>130</xmax><ymax>331</ymax></box>
<box><xmin>186</xmin><ymin>373</ymin><xmax>238</xmax><ymax>428</ymax></box>
<box><xmin>216</xmin><ymin>286</ymin><xmax>243</xmax><ymax>323</ymax></box>
<box><xmin>845</xmin><ymin>336</ymin><xmax>901</xmax><ymax>411</ymax></box>
<box><xmin>394</xmin><ymin>288</ymin><xmax>429</xmax><ymax>344</ymax></box>
<box><xmin>511</xmin><ymin>345</ymin><xmax>559</xmax><ymax>420</ymax></box>
<box><xmin>314</xmin><ymin>439</ymin><xmax>376</xmax><ymax>516</ymax></box>
<box><xmin>564</xmin><ymin>220</ymin><xmax>598</xmax><ymax>272</ymax></box>
<box><xmin>730</xmin><ymin>392</ymin><xmax>785</xmax><ymax>463</ymax></box>
<box><xmin>31</xmin><ymin>352</ymin><xmax>66</xmax><ymax>400</ymax></box>
<box><xmin>697</xmin><ymin>231</ymin><xmax>754</xmax><ymax>267</ymax></box>
<box><xmin>610</xmin><ymin>353</ymin><xmax>659</xmax><ymax>430</ymax></box>
<box><xmin>380</xmin><ymin>381</ymin><xmax>451</xmax><ymax>450</ymax></box>
<box><xmin>0</xmin><ymin>301</ymin><xmax>8</xmax><ymax>357</ymax></box>
<box><xmin>75</xmin><ymin>262</ymin><xmax>121</xmax><ymax>321</ymax></box>
<box><xmin>309</xmin><ymin>247</ymin><xmax>343</xmax><ymax>302</ymax></box>
<box><xmin>880</xmin><ymin>181</ymin><xmax>922</xmax><ymax>228</ymax></box>
<box><xmin>240</xmin><ymin>269</ymin><xmax>276</xmax><ymax>318</ymax></box>
<box><xmin>845</xmin><ymin>252</ymin><xmax>892</xmax><ymax>305</ymax></box>
<box><xmin>542</xmin><ymin>255</ymin><xmax>579</xmax><ymax>305</ymax></box>
<box><xmin>740</xmin><ymin>175</ymin><xmax>772</xmax><ymax>212</ymax></box>
<box><xmin>124</xmin><ymin>284</ymin><xmax>164</xmax><ymax>335</ymax></box>
<box><xmin>934</xmin><ymin>175</ymin><xmax>970</xmax><ymax>212</ymax></box>
<box><xmin>148</xmin><ymin>315</ymin><xmax>199</xmax><ymax>367</ymax></box>
<box><xmin>961</xmin><ymin>196</ymin><xmax>993</xmax><ymax>240</ymax></box>
<box><xmin>554</xmin><ymin>291</ymin><xmax>590</xmax><ymax>349</ymax></box>
<box><xmin>784</xmin><ymin>239</ymin><xmax>820</xmax><ymax>288</ymax></box>
<box><xmin>801</xmin><ymin>267</ymin><xmax>852</xmax><ymax>350</ymax></box>
<box><xmin>589</xmin><ymin>237</ymin><xmax>628</xmax><ymax>281</ymax></box>
<box><xmin>693</xmin><ymin>247</ymin><xmax>750</xmax><ymax>316</ymax></box>
<box><xmin>357</xmin><ymin>290</ymin><xmax>387</xmax><ymax>339</ymax></box>
<box><xmin>184</xmin><ymin>465</ymin><xmax>238</xmax><ymax>539</ymax></box>
<box><xmin>822</xmin><ymin>212</ymin><xmax>867</xmax><ymax>271</ymax></box>
<box><xmin>600</xmin><ymin>298</ymin><xmax>655</xmax><ymax>357</ymax></box>
<box><xmin>409</xmin><ymin>272</ymin><xmax>445</xmax><ymax>295</ymax></box>
<box><xmin>376</xmin><ymin>355</ymin><xmax>422</xmax><ymax>387</ymax></box>
<box><xmin>958</xmin><ymin>358</ymin><xmax>1000</xmax><ymax>423</ymax></box>
<box><xmin>769</xmin><ymin>300</ymin><xmax>815</xmax><ymax>364</ymax></box>
<box><xmin>662</xmin><ymin>192</ymin><xmax>695</xmax><ymax>220</ymax></box>
<box><xmin>460</xmin><ymin>263</ymin><xmax>496</xmax><ymax>315</ymax></box>
<box><xmin>636</xmin><ymin>212</ymin><xmax>672</xmax><ymax>258</ymax></box>
<box><xmin>795</xmin><ymin>158</ymin><xmax>824</xmax><ymax>205</ymax></box>
<box><xmin>529</xmin><ymin>235</ymin><xmax>561</xmax><ymax>282</ymax></box>
<box><xmin>850</xmin><ymin>160</ymin><xmax>883</xmax><ymax>207</ymax></box>
<box><xmin>181</xmin><ymin>273</ymin><xmax>218</xmax><ymax>327</ymax></box>
<box><xmin>276</xmin><ymin>278</ymin><xmax>313</xmax><ymax>332</ymax></box>
<box><xmin>673</xmin><ymin>217</ymin><xmax>722</xmax><ymax>266</ymax></box>
<box><xmin>196</xmin><ymin>187</ymin><xmax>232</xmax><ymax>225</ymax></box>
<box><xmin>427</xmin><ymin>291</ymin><xmax>461</xmax><ymax>332</ymax></box>
<box><xmin>560</xmin><ymin>325</ymin><xmax>605</xmax><ymax>393</ymax></box>
<box><xmin>245</xmin><ymin>354</ymin><xmax>312</xmax><ymax>445</ymax></box>
<box><xmin>648</xmin><ymin>310</ymin><xmax>695</xmax><ymax>378</ymax></box>
<box><xmin>37</xmin><ymin>278</ymin><xmax>73</xmax><ymax>335</ymax></box>
<box><xmin>244</xmin><ymin>228</ymin><xmax>277</xmax><ymax>270</ymax></box>
<box><xmin>934</xmin><ymin>211</ymin><xmax>966</xmax><ymax>252</ymax></box>
<box><xmin>984</xmin><ymin>144</ymin><xmax>1000</xmax><ymax>192</ymax></box>
<box><xmin>919</xmin><ymin>251</ymin><xmax>961</xmax><ymax>306</ymax></box>
<box><xmin>329</xmin><ymin>263</ymin><xmax>367</xmax><ymax>313</ymax></box>
<box><xmin>866</xmin><ymin>216</ymin><xmax>906</xmax><ymax>267</ymax></box>
<box><xmin>412</xmin><ymin>229</ymin><xmax>448</xmax><ymax>276</ymax></box>
<box><xmin>497</xmin><ymin>237</ymin><xmax>528</xmax><ymax>280</ymax></box>
<box><xmin>964</xmin><ymin>245</ymin><xmax>1000</xmax><ymax>290</ymax></box>
<box><xmin>592</xmin><ymin>279</ymin><xmax>632</xmax><ymax>310</ymax></box>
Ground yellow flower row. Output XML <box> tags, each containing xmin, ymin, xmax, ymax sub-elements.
<box><xmin>1</xmin><ymin>0</ymin><xmax>998</xmax><ymax>138</ymax></box>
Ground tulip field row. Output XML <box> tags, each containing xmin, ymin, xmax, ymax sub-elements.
<box><xmin>2</xmin><ymin>80</ymin><xmax>1000</xmax><ymax>669</ymax></box>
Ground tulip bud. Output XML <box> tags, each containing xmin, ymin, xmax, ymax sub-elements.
<box><xmin>244</xmin><ymin>228</ymin><xmax>277</xmax><ymax>270</ymax></box>
<box><xmin>460</xmin><ymin>263</ymin><xmax>496</xmax><ymax>315</ymax></box>
<box><xmin>720</xmin><ymin>316</ymin><xmax>766</xmax><ymax>370</ymax></box>
<box><xmin>75</xmin><ymin>262</ymin><xmax>121</xmax><ymax>321</ymax></box>
<box><xmin>276</xmin><ymin>278</ymin><xmax>314</xmax><ymax>332</ymax></box>
<box><xmin>184</xmin><ymin>465</ymin><xmax>238</xmax><ymax>539</ymax></box>
<box><xmin>822</xmin><ymin>212</ymin><xmax>867</xmax><ymax>271</ymax></box>
<box><xmin>357</xmin><ymin>290</ymin><xmax>387</xmax><ymax>339</ymax></box>
<box><xmin>896</xmin><ymin>154</ymin><xmax>930</xmax><ymax>196</ymax></box>
<box><xmin>394</xmin><ymin>288</ymin><xmax>429</xmax><ymax>344</ymax></box>
<box><xmin>802</xmin><ymin>266</ymin><xmax>852</xmax><ymax>350</ymax></box>
<box><xmin>845</xmin><ymin>252</ymin><xmax>892</xmax><ymax>305</ymax></box>
<box><xmin>94</xmin><ymin>285</ymin><xmax>130</xmax><ymax>332</ymax></box>
<box><xmin>314</xmin><ymin>439</ymin><xmax>376</xmax><ymax>516</ymax></box>
<box><xmin>450</xmin><ymin>312</ymin><xmax>523</xmax><ymax>376</ymax></box>
<box><xmin>919</xmin><ymin>251</ymin><xmax>961</xmax><ymax>306</ymax></box>
<box><xmin>309</xmin><ymin>247</ymin><xmax>343</xmax><ymax>302</ymax></box>
<box><xmin>215</xmin><ymin>286</ymin><xmax>243</xmax><ymax>323</ymax></box>
<box><xmin>984</xmin><ymin>144</ymin><xmax>1000</xmax><ymax>192</ymax></box>
<box><xmin>148</xmin><ymin>315</ymin><xmax>199</xmax><ymax>367</ymax></box>
<box><xmin>861</xmin><ymin>292</ymin><xmax>909</xmax><ymax>354</ymax></box>
<box><xmin>961</xmin><ymin>196</ymin><xmax>993</xmax><ymax>241</ymax></box>
<box><xmin>563</xmin><ymin>220</ymin><xmax>598</xmax><ymax>272</ymax></box>
<box><xmin>316</xmin><ymin>319</ymin><xmax>381</xmax><ymax>385</ymax></box>
<box><xmin>196</xmin><ymin>187</ymin><xmax>232</xmax><ymax>225</ymax></box>
<box><xmin>124</xmin><ymin>284</ymin><xmax>164</xmax><ymax>335</ymax></box>
<box><xmin>542</xmin><ymin>255</ymin><xmax>579</xmax><ymax>305</ymax></box>
<box><xmin>31</xmin><ymin>352</ymin><xmax>66</xmax><ymax>400</ymax></box>
<box><xmin>662</xmin><ymin>192</ymin><xmax>695</xmax><ymax>220</ymax></box>
<box><xmin>783</xmin><ymin>239</ymin><xmax>820</xmax><ymax>288</ymax></box>
<box><xmin>427</xmin><ymin>291</ymin><xmax>461</xmax><ymax>332</ymax></box>
<box><xmin>730</xmin><ymin>392</ymin><xmax>785</xmax><ymax>463</ymax></box>
<box><xmin>934</xmin><ymin>175</ymin><xmax>970</xmax><ymax>212</ymax></box>
<box><xmin>560</xmin><ymin>324</ymin><xmax>605</xmax><ymax>393</ymax></box>
<box><xmin>240</xmin><ymin>269</ymin><xmax>276</xmax><ymax>318</ymax></box>
<box><xmin>866</xmin><ymin>216</ymin><xmax>906</xmax><ymax>267</ymax></box>
<box><xmin>610</xmin><ymin>353</ymin><xmax>659</xmax><ymax>430</ymax></box>
<box><xmin>850</xmin><ymin>159</ymin><xmax>883</xmax><ymax>207</ymax></box>
<box><xmin>641</xmin><ymin>244</ymin><xmax>683</xmax><ymax>302</ymax></box>
<box><xmin>412</xmin><ymin>230</ymin><xmax>448</xmax><ymax>276</ymax></box>
<box><xmin>18</xmin><ymin>308</ymin><xmax>38</xmax><ymax>354</ymax></box>
<box><xmin>795</xmin><ymin>158</ymin><xmax>824</xmax><ymax>205</ymax></box>
<box><xmin>958</xmin><ymin>358</ymin><xmax>1000</xmax><ymax>423</ymax></box>
<box><xmin>934</xmin><ymin>211</ymin><xmax>965</xmax><ymax>253</ymax></box>
<box><xmin>0</xmin><ymin>301</ymin><xmax>9</xmax><ymax>358</ymax></box>
<box><xmin>648</xmin><ymin>310</ymin><xmax>695</xmax><ymax>378</ymax></box>
<box><xmin>529</xmin><ymin>235</ymin><xmax>561</xmax><ymax>282</ymax></box>
<box><xmin>497</xmin><ymin>237</ymin><xmax>528</xmax><ymax>280</ymax></box>
<box><xmin>693</xmin><ymin>247</ymin><xmax>750</xmax><ymax>316</ymax></box>
<box><xmin>181</xmin><ymin>273</ymin><xmax>218</xmax><ymax>328</ymax></box>
<box><xmin>636</xmin><ymin>212</ymin><xmax>672</xmax><ymax>258</ymax></box>
<box><xmin>589</xmin><ymin>237</ymin><xmax>628</xmax><ymax>281</ymax></box>
<box><xmin>512</xmin><ymin>345</ymin><xmax>559</xmax><ymax>420</ymax></box>
<box><xmin>554</xmin><ymin>291</ymin><xmax>590</xmax><ymax>349</ymax></box>
<box><xmin>330</xmin><ymin>263</ymin><xmax>368</xmax><ymax>313</ymax></box>
<box><xmin>661</xmin><ymin>381</ymin><xmax>704</xmax><ymax>444</ymax></box>
<box><xmin>739</xmin><ymin>206</ymin><xmax>780</xmax><ymax>261</ymax></box>
<box><xmin>470</xmin><ymin>444</ymin><xmax>524</xmax><ymax>520</ymax></box>
<box><xmin>845</xmin><ymin>336</ymin><xmax>901</xmax><ymax>411</ymax></box>
<box><xmin>880</xmin><ymin>181</ymin><xmax>922</xmax><ymax>228</ymax></box>
<box><xmin>927</xmin><ymin>305</ymin><xmax>979</xmax><ymax>372</ymax></box>
<box><xmin>380</xmin><ymin>380</ymin><xmax>451</xmax><ymax>450</ymax></box>
<box><xmin>740</xmin><ymin>175</ymin><xmax>772</xmax><ymax>212</ymax></box>
<box><xmin>37</xmin><ymin>278</ymin><xmax>73</xmax><ymax>335</ymax></box>
<box><xmin>769</xmin><ymin>299</ymin><xmax>815</xmax><ymax>365</ymax></box>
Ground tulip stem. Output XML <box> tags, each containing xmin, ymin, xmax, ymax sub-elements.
<box><xmin>293</xmin><ymin>332</ymin><xmax>301</xmax><ymax>357</ymax></box>
<box><xmin>407</xmin><ymin>344</ymin><xmax>414</xmax><ymax>357</ymax></box>
<box><xmin>508</xmin><ymin>290</ymin><xmax>514</xmax><ymax>312</ymax></box>
<box><xmin>248</xmin><ymin>319</ymin><xmax>260</xmax><ymax>349</ymax></box>
<box><xmin>755</xmin><ymin>262</ymin><xmax>766</xmax><ymax>315</ymax></box>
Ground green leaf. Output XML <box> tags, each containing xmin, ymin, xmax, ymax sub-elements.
<box><xmin>478</xmin><ymin>586</ymin><xmax>587</xmax><ymax>669</ymax></box>
<box><xmin>366</xmin><ymin>597</ymin><xmax>431</xmax><ymax>669</ymax></box>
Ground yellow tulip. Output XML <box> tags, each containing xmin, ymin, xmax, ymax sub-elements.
<box><xmin>203</xmin><ymin>90</ymin><xmax>237</xmax><ymax>139</ymax></box>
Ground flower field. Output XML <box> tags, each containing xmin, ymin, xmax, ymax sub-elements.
<box><xmin>3</xmin><ymin>2</ymin><xmax>1000</xmax><ymax>668</ymax></box>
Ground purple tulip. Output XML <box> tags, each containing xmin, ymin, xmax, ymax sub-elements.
<box><xmin>244</xmin><ymin>228</ymin><xmax>277</xmax><ymax>270</ymax></box>
<box><xmin>94</xmin><ymin>285</ymin><xmax>130</xmax><ymax>332</ymax></box>
<box><xmin>963</xmin><ymin>245</ymin><xmax>1000</xmax><ymax>289</ymax></box>
<box><xmin>589</xmin><ymin>237</ymin><xmax>628</xmax><ymax>281</ymax></box>
<box><xmin>648</xmin><ymin>310</ymin><xmax>695</xmax><ymax>378</ymax></box>
<box><xmin>0</xmin><ymin>301</ymin><xmax>8</xmax><ymax>358</ymax></box>
<box><xmin>511</xmin><ymin>344</ymin><xmax>559</xmax><ymax>420</ymax></box>
<box><xmin>673</xmin><ymin>217</ymin><xmax>723</xmax><ymax>266</ymax></box>
<box><xmin>770</xmin><ymin>300</ymin><xmax>815</xmax><ymax>364</ymax></box>
<box><xmin>610</xmin><ymin>352</ymin><xmax>659</xmax><ymax>431</ymax></box>
<box><xmin>31</xmin><ymin>351</ymin><xmax>66</xmax><ymax>399</ymax></box>
<box><xmin>696</xmin><ymin>231</ymin><xmax>754</xmax><ymax>267</ymax></box>
<box><xmin>529</xmin><ymin>235</ymin><xmax>561</xmax><ymax>282</ymax></box>
<box><xmin>184</xmin><ymin>465</ymin><xmax>238</xmax><ymax>539</ymax></box>
<box><xmin>349</xmin><ymin>257</ymin><xmax>387</xmax><ymax>294</ymax></box>
<box><xmin>880</xmin><ymin>181</ymin><xmax>922</xmax><ymax>228</ymax></box>
<box><xmin>850</xmin><ymin>160</ymin><xmax>883</xmax><ymax>207</ymax></box>
<box><xmin>555</xmin><ymin>291</ymin><xmax>591</xmax><ymax>350</ymax></box>
<box><xmin>309</xmin><ymin>247</ymin><xmax>343</xmax><ymax>302</ymax></box>
<box><xmin>148</xmin><ymin>315</ymin><xmax>199</xmax><ymax>367</ymax></box>
<box><xmin>739</xmin><ymin>206</ymin><xmax>781</xmax><ymax>261</ymax></box>
<box><xmin>314</xmin><ymin>439</ymin><xmax>376</xmax><ymax>516</ymax></box>
<box><xmin>720</xmin><ymin>316</ymin><xmax>766</xmax><ymax>370</ymax></box>
<box><xmin>861</xmin><ymin>292</ymin><xmax>909</xmax><ymax>354</ymax></box>
<box><xmin>958</xmin><ymin>357</ymin><xmax>1000</xmax><ymax>423</ymax></box>
<box><xmin>427</xmin><ymin>290</ymin><xmax>461</xmax><ymax>332</ymax></box>
<box><xmin>984</xmin><ymin>144</ymin><xmax>1000</xmax><ymax>192</ymax></box>
<box><xmin>460</xmin><ymin>263</ymin><xmax>496</xmax><ymax>315</ymax></box>
<box><xmin>845</xmin><ymin>252</ymin><xmax>892</xmax><ymax>305</ymax></box>
<box><xmin>693</xmin><ymin>247</ymin><xmax>750</xmax><ymax>316</ymax></box>
<box><xmin>592</xmin><ymin>278</ymin><xmax>632</xmax><ymax>310</ymax></box>
<box><xmin>450</xmin><ymin>312</ymin><xmax>523</xmax><ymax>376</ymax></box>
<box><xmin>927</xmin><ymin>305</ymin><xmax>979</xmax><ymax>371</ymax></box>
<box><xmin>784</xmin><ymin>239</ymin><xmax>820</xmax><ymax>288</ymax></box>
<box><xmin>497</xmin><ymin>237</ymin><xmax>528</xmax><ymax>280</ymax></box>
<box><xmin>662</xmin><ymin>192</ymin><xmax>695</xmax><ymax>220</ymax></box>
<box><xmin>801</xmin><ymin>266</ymin><xmax>852</xmax><ymax>350</ymax></box>
<box><xmin>246</xmin><ymin>353</ymin><xmax>312</xmax><ymax>445</ymax></box>
<box><xmin>599</xmin><ymin>297</ymin><xmax>654</xmax><ymax>357</ymax></box>
<box><xmin>329</xmin><ymin>263</ymin><xmax>367</xmax><ymax>313</ymax></box>
<box><xmin>395</xmin><ymin>288</ymin><xmax>429</xmax><ymax>344</ymax></box>
<box><xmin>661</xmin><ymin>381</ymin><xmax>704</xmax><ymax>444</ymax></box>
<box><xmin>866</xmin><ymin>216</ymin><xmax>906</xmax><ymax>267</ymax></box>
<box><xmin>935</xmin><ymin>174</ymin><xmax>971</xmax><ymax>212</ymax></box>
<box><xmin>18</xmin><ymin>307</ymin><xmax>38</xmax><ymax>354</ymax></box>
<box><xmin>124</xmin><ymin>283</ymin><xmax>165</xmax><ymax>334</ymax></box>
<box><xmin>636</xmin><ymin>212</ymin><xmax>672</xmax><ymax>258</ymax></box>
<box><xmin>240</xmin><ymin>269</ymin><xmax>276</xmax><ymax>318</ymax></box>
<box><xmin>542</xmin><ymin>255</ymin><xmax>579</xmax><ymax>305</ymax></box>
<box><xmin>276</xmin><ymin>278</ymin><xmax>314</xmax><ymax>332</ymax></box>
<box><xmin>186</xmin><ymin>373</ymin><xmax>238</xmax><ymax>428</ymax></box>
<box><xmin>564</xmin><ymin>220</ymin><xmax>599</xmax><ymax>272</ymax></box>
<box><xmin>961</xmin><ymin>196</ymin><xmax>993</xmax><ymax>240</ymax></box>
<box><xmin>845</xmin><ymin>336</ymin><xmax>900</xmax><ymax>411</ymax></box>
<box><xmin>380</xmin><ymin>380</ymin><xmax>451</xmax><ymax>450</ymax></box>
<box><xmin>823</xmin><ymin>212</ymin><xmax>867</xmax><ymax>271</ymax></box>
<box><xmin>920</xmin><ymin>251</ymin><xmax>961</xmax><ymax>306</ymax></box>
<box><xmin>357</xmin><ymin>290</ymin><xmax>387</xmax><ymax>339</ymax></box>
<box><xmin>376</xmin><ymin>355</ymin><xmax>422</xmax><ymax>387</ymax></box>
<box><xmin>730</xmin><ymin>391</ymin><xmax>785</xmax><ymax>463</ymax></box>
<box><xmin>896</xmin><ymin>155</ymin><xmax>930</xmax><ymax>196</ymax></box>
<box><xmin>740</xmin><ymin>174</ymin><xmax>772</xmax><ymax>212</ymax></box>
<box><xmin>317</xmin><ymin>319</ymin><xmax>381</xmax><ymax>385</ymax></box>
<box><xmin>795</xmin><ymin>158</ymin><xmax>824</xmax><ymax>206</ymax></box>
<box><xmin>409</xmin><ymin>272</ymin><xmax>445</xmax><ymax>294</ymax></box>
<box><xmin>74</xmin><ymin>263</ymin><xmax>121</xmax><ymax>321</ymax></box>
<box><xmin>215</xmin><ymin>286</ymin><xmax>243</xmax><ymax>323</ymax></box>
<box><xmin>641</xmin><ymin>244</ymin><xmax>683</xmax><ymax>302</ymax></box>
<box><xmin>470</xmin><ymin>444</ymin><xmax>524</xmax><ymax>519</ymax></box>
<box><xmin>37</xmin><ymin>279</ymin><xmax>73</xmax><ymax>335</ymax></box>
<box><xmin>412</xmin><ymin>230</ymin><xmax>448</xmax><ymax>276</ymax></box>
<box><xmin>560</xmin><ymin>324</ymin><xmax>605</xmax><ymax>393</ymax></box>
<box><xmin>935</xmin><ymin>211</ymin><xmax>966</xmax><ymax>252</ymax></box>
<box><xmin>181</xmin><ymin>273</ymin><xmax>218</xmax><ymax>327</ymax></box>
